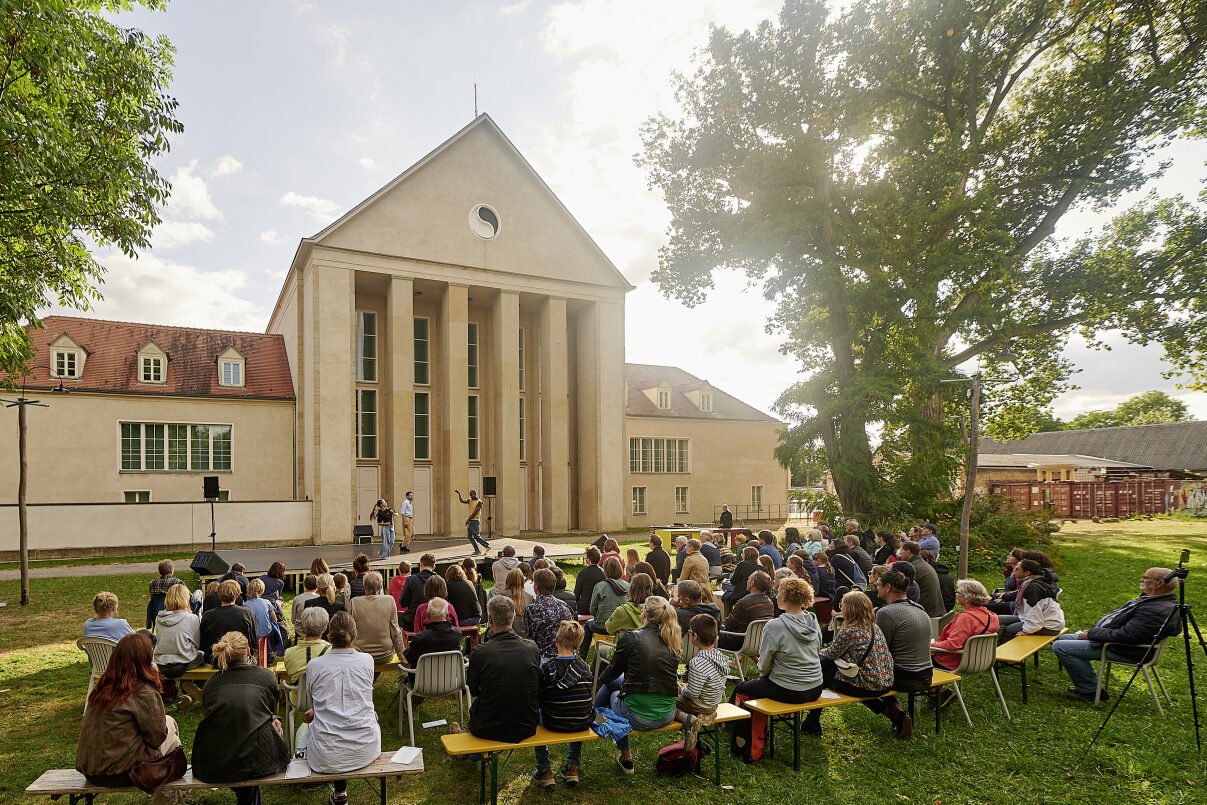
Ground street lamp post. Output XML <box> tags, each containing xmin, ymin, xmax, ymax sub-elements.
<box><xmin>4</xmin><ymin>391</ymin><xmax>48</xmax><ymax>606</ymax></box>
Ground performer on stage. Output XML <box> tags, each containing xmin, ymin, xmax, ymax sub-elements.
<box><xmin>399</xmin><ymin>491</ymin><xmax>415</xmax><ymax>553</ymax></box>
<box><xmin>371</xmin><ymin>499</ymin><xmax>397</xmax><ymax>559</ymax></box>
<box><xmin>456</xmin><ymin>489</ymin><xmax>491</xmax><ymax>555</ymax></box>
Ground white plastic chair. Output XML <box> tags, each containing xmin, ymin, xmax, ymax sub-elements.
<box><xmin>1095</xmin><ymin>638</ymin><xmax>1172</xmax><ymax>714</ymax></box>
<box><xmin>398</xmin><ymin>650</ymin><xmax>471</xmax><ymax>745</ymax></box>
<box><xmin>282</xmin><ymin>669</ymin><xmax>311</xmax><ymax>753</ymax></box>
<box><xmin>718</xmin><ymin>618</ymin><xmax>769</xmax><ymax>681</ymax></box>
<box><xmin>76</xmin><ymin>637</ymin><xmax>117</xmax><ymax>713</ymax></box>
<box><xmin>591</xmin><ymin>642</ymin><xmax>616</xmax><ymax>697</ymax></box>
<box><xmin>931</xmin><ymin>610</ymin><xmax>956</xmax><ymax>640</ymax></box>
<box><xmin>941</xmin><ymin>632</ymin><xmax>1011</xmax><ymax>725</ymax></box>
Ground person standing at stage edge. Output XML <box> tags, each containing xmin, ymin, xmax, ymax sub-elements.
<box><xmin>399</xmin><ymin>491</ymin><xmax>415</xmax><ymax>554</ymax></box>
<box><xmin>371</xmin><ymin>499</ymin><xmax>397</xmax><ymax>560</ymax></box>
<box><xmin>456</xmin><ymin>488</ymin><xmax>491</xmax><ymax>555</ymax></box>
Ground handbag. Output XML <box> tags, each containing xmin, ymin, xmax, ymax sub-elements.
<box><xmin>833</xmin><ymin>633</ymin><xmax>876</xmax><ymax>678</ymax></box>
<box><xmin>128</xmin><ymin>745</ymin><xmax>187</xmax><ymax>794</ymax></box>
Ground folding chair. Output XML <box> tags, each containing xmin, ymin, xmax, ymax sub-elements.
<box><xmin>941</xmin><ymin>632</ymin><xmax>1011</xmax><ymax>726</ymax></box>
<box><xmin>931</xmin><ymin>609</ymin><xmax>956</xmax><ymax>640</ymax></box>
<box><xmin>282</xmin><ymin>669</ymin><xmax>311</xmax><ymax>753</ymax></box>
<box><xmin>76</xmin><ymin>637</ymin><xmax>118</xmax><ymax>713</ymax></box>
<box><xmin>1096</xmin><ymin>637</ymin><xmax>1172</xmax><ymax>714</ymax></box>
<box><xmin>399</xmin><ymin>650</ymin><xmax>471</xmax><ymax>746</ymax></box>
<box><xmin>717</xmin><ymin>618</ymin><xmax>769</xmax><ymax>681</ymax></box>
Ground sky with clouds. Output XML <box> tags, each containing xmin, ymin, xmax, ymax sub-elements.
<box><xmin>67</xmin><ymin>0</ymin><xmax>1207</xmax><ymax>423</ymax></box>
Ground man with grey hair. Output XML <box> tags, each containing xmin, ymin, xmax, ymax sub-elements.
<box><xmin>846</xmin><ymin>517</ymin><xmax>876</xmax><ymax>554</ymax></box>
<box><xmin>673</xmin><ymin>579</ymin><xmax>721</xmax><ymax>636</ymax></box>
<box><xmin>402</xmin><ymin>596</ymin><xmax>462</xmax><ymax>670</ymax></box>
<box><xmin>348</xmin><ymin>570</ymin><xmax>406</xmax><ymax>662</ymax></box>
<box><xmin>465</xmin><ymin>595</ymin><xmax>541</xmax><ymax>742</ymax></box>
<box><xmin>672</xmin><ymin>535</ymin><xmax>689</xmax><ymax>582</ymax></box>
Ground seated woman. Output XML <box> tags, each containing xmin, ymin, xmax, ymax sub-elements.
<box><xmin>811</xmin><ymin>591</ymin><xmax>893</xmax><ymax>735</ymax></box>
<box><xmin>75</xmin><ymin>633</ymin><xmax>186</xmax><ymax>805</ymax></box>
<box><xmin>84</xmin><ymin>591</ymin><xmax>136</xmax><ymax>642</ymax></box>
<box><xmin>801</xmin><ymin>528</ymin><xmax>826</xmax><ymax>558</ymax></box>
<box><xmin>782</xmin><ymin>526</ymin><xmax>803</xmax><ymax>557</ymax></box>
<box><xmin>874</xmin><ymin>531</ymin><xmax>900</xmax><ymax>565</ymax></box>
<box><xmin>261</xmin><ymin>561</ymin><xmax>287</xmax><ymax>620</ymax></box>
<box><xmin>730</xmin><ymin>577</ymin><xmax>823</xmax><ymax>761</ymax></box>
<box><xmin>413</xmin><ymin>575</ymin><xmax>461</xmax><ymax>632</ymax></box>
<box><xmin>593</xmin><ymin>596</ymin><xmax>681</xmax><ymax>773</ymax></box>
<box><xmin>348</xmin><ymin>571</ymin><xmax>406</xmax><ymax>662</ymax></box>
<box><xmin>444</xmin><ymin>564</ymin><xmax>482</xmax><ymax>626</ymax></box>
<box><xmin>153</xmin><ymin>584</ymin><xmax>205</xmax><ymax>707</ymax></box>
<box><xmin>462</xmin><ymin>557</ymin><xmax>490</xmax><ymax>619</ymax></box>
<box><xmin>347</xmin><ymin>553</ymin><xmax>371</xmax><ymax>599</ymax></box>
<box><xmin>599</xmin><ymin>537</ymin><xmax>622</xmax><ymax>568</ymax></box>
<box><xmin>624</xmin><ymin>548</ymin><xmax>641</xmax><ymax>581</ymax></box>
<box><xmin>201</xmin><ymin>581</ymin><xmax>222</xmax><ymax>615</ymax></box>
<box><xmin>579</xmin><ymin>557</ymin><xmax>629</xmax><ymax>656</ymax></box>
<box><xmin>811</xmin><ymin>553</ymin><xmax>836</xmax><ymax>599</ymax></box>
<box><xmin>931</xmin><ymin>579</ymin><xmax>1000</xmax><ymax>704</ymax></box>
<box><xmin>299</xmin><ymin>612</ymin><xmax>381</xmax><ymax>805</ymax></box>
<box><xmin>606</xmin><ymin>573</ymin><xmax>654</xmax><ymax>636</ymax></box>
<box><xmin>283</xmin><ymin>606</ymin><xmax>331</xmax><ymax>706</ymax></box>
<box><xmin>488</xmin><ymin>568</ymin><xmax>532</xmax><ymax>638</ymax></box>
<box><xmin>996</xmin><ymin>559</ymin><xmax>1064</xmax><ymax>642</ymax></box>
<box><xmin>305</xmin><ymin>573</ymin><xmax>347</xmax><ymax>639</ymax></box>
<box><xmin>191</xmin><ymin>631</ymin><xmax>290</xmax><ymax>805</ymax></box>
<box><xmin>633</xmin><ymin>561</ymin><xmax>669</xmax><ymax>598</ymax></box>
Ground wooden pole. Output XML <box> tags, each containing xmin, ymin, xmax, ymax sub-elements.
<box><xmin>18</xmin><ymin>397</ymin><xmax>29</xmax><ymax>606</ymax></box>
<box><xmin>957</xmin><ymin>375</ymin><xmax>981</xmax><ymax>580</ymax></box>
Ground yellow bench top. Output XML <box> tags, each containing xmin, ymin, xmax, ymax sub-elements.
<box><xmin>743</xmin><ymin>669</ymin><xmax>963</xmax><ymax>716</ymax></box>
<box><xmin>440</xmin><ymin>702</ymin><xmax>750</xmax><ymax>755</ymax></box>
<box><xmin>994</xmin><ymin>630</ymin><xmax>1068</xmax><ymax>664</ymax></box>
<box><xmin>179</xmin><ymin>661</ymin><xmax>287</xmax><ymax>680</ymax></box>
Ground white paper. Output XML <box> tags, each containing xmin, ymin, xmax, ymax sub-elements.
<box><xmin>421</xmin><ymin>718</ymin><xmax>447</xmax><ymax>729</ymax></box>
<box><xmin>820</xmin><ymin>689</ymin><xmax>844</xmax><ymax>699</ymax></box>
<box><xmin>285</xmin><ymin>758</ymin><xmax>312</xmax><ymax>779</ymax></box>
<box><xmin>391</xmin><ymin>746</ymin><xmax>422</xmax><ymax>765</ymax></box>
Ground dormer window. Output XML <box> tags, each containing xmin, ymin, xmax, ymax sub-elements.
<box><xmin>657</xmin><ymin>390</ymin><xmax>670</xmax><ymax>410</ymax></box>
<box><xmin>53</xmin><ymin>349</ymin><xmax>79</xmax><ymax>379</ymax></box>
<box><xmin>218</xmin><ymin>346</ymin><xmax>246</xmax><ymax>388</ymax></box>
<box><xmin>142</xmin><ymin>356</ymin><xmax>163</xmax><ymax>383</ymax></box>
<box><xmin>700</xmin><ymin>391</ymin><xmax>713</xmax><ymax>412</ymax></box>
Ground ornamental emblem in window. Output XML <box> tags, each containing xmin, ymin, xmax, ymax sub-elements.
<box><xmin>468</xmin><ymin>204</ymin><xmax>500</xmax><ymax>239</ymax></box>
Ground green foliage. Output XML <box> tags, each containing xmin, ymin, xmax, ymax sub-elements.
<box><xmin>639</xmin><ymin>0</ymin><xmax>1207</xmax><ymax>513</ymax></box>
<box><xmin>1065</xmin><ymin>389</ymin><xmax>1194</xmax><ymax>429</ymax></box>
<box><xmin>926</xmin><ymin>493</ymin><xmax>1060</xmax><ymax>572</ymax></box>
<box><xmin>0</xmin><ymin>0</ymin><xmax>181</xmax><ymax>384</ymax></box>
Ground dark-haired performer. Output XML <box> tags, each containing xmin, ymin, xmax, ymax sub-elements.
<box><xmin>456</xmin><ymin>489</ymin><xmax>491</xmax><ymax>554</ymax></box>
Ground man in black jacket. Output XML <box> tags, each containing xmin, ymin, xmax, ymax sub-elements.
<box><xmin>466</xmin><ymin>595</ymin><xmax>541</xmax><ymax>742</ymax></box>
<box><xmin>573</xmin><ymin>547</ymin><xmax>605</xmax><ymax>616</ymax></box>
<box><xmin>645</xmin><ymin>535</ymin><xmax>672</xmax><ymax>586</ymax></box>
<box><xmin>1053</xmin><ymin>568</ymin><xmax>1180</xmax><ymax>702</ymax></box>
<box><xmin>397</xmin><ymin>553</ymin><xmax>437</xmax><ymax>630</ymax></box>
<box><xmin>674</xmin><ymin>580</ymin><xmax>722</xmax><ymax>635</ymax></box>
<box><xmin>922</xmin><ymin>549</ymin><xmax>956</xmax><ymax>612</ymax></box>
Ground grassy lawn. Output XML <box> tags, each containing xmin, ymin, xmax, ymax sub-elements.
<box><xmin>2</xmin><ymin>520</ymin><xmax>1206</xmax><ymax>804</ymax></box>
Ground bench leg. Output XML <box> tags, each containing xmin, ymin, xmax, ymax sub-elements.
<box><xmin>490</xmin><ymin>753</ymin><xmax>499</xmax><ymax>805</ymax></box>
<box><xmin>712</xmin><ymin>724</ymin><xmax>722</xmax><ymax>787</ymax></box>
<box><xmin>792</xmin><ymin>712</ymin><xmax>801</xmax><ymax>773</ymax></box>
<box><xmin>1021</xmin><ymin>660</ymin><xmax>1029</xmax><ymax>705</ymax></box>
<box><xmin>478</xmin><ymin>754</ymin><xmax>487</xmax><ymax>805</ymax></box>
<box><xmin>68</xmin><ymin>796</ymin><xmax>95</xmax><ymax>805</ymax></box>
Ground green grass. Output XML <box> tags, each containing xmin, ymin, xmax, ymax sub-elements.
<box><xmin>0</xmin><ymin>551</ymin><xmax>196</xmax><ymax>571</ymax></box>
<box><xmin>3</xmin><ymin>521</ymin><xmax>1206</xmax><ymax>804</ymax></box>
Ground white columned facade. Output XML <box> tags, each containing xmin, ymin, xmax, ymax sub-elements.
<box><xmin>540</xmin><ymin>296</ymin><xmax>569</xmax><ymax>532</ymax></box>
<box><xmin>491</xmin><ymin>291</ymin><xmax>521</xmax><ymax>535</ymax></box>
<box><xmin>440</xmin><ymin>283</ymin><xmax>470</xmax><ymax>537</ymax></box>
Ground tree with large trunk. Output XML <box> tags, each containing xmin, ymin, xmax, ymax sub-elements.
<box><xmin>639</xmin><ymin>0</ymin><xmax>1207</xmax><ymax>514</ymax></box>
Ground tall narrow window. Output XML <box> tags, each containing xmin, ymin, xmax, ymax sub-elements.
<box><xmin>168</xmin><ymin>425</ymin><xmax>188</xmax><ymax>470</ymax></box>
<box><xmin>121</xmin><ymin>424</ymin><xmax>141</xmax><ymax>470</ymax></box>
<box><xmin>356</xmin><ymin>312</ymin><xmax>377</xmax><ymax>382</ymax></box>
<box><xmin>700</xmin><ymin>391</ymin><xmax>713</xmax><ymax>412</ymax></box>
<box><xmin>517</xmin><ymin>328</ymin><xmax>525</xmax><ymax>391</ymax></box>
<box><xmin>414</xmin><ymin>392</ymin><xmax>430</xmax><ymax>460</ymax></box>
<box><xmin>212</xmin><ymin>426</ymin><xmax>232</xmax><ymax>471</ymax></box>
<box><xmin>632</xmin><ymin>486</ymin><xmax>647</xmax><ymax>516</ymax></box>
<box><xmin>356</xmin><ymin>389</ymin><xmax>377</xmax><ymax>459</ymax></box>
<box><xmin>751</xmin><ymin>485</ymin><xmax>764</xmax><ymax>512</ymax></box>
<box><xmin>414</xmin><ymin>318</ymin><xmax>430</xmax><ymax>385</ymax></box>
<box><xmin>468</xmin><ymin>395</ymin><xmax>479</xmax><ymax>461</ymax></box>
<box><xmin>190</xmin><ymin>425</ymin><xmax>210</xmax><ymax>471</ymax></box>
<box><xmin>468</xmin><ymin>322</ymin><xmax>479</xmax><ymax>389</ymax></box>
<box><xmin>653</xmin><ymin>439</ymin><xmax>665</xmax><ymax>473</ymax></box>
<box><xmin>675</xmin><ymin>486</ymin><xmax>689</xmax><ymax>514</ymax></box>
<box><xmin>144</xmin><ymin>424</ymin><xmax>165</xmax><ymax>470</ymax></box>
<box><xmin>519</xmin><ymin>397</ymin><xmax>526</xmax><ymax>461</ymax></box>
<box><xmin>629</xmin><ymin>438</ymin><xmax>640</xmax><ymax>473</ymax></box>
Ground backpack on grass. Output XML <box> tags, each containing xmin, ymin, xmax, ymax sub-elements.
<box><xmin>656</xmin><ymin>739</ymin><xmax>710</xmax><ymax>776</ymax></box>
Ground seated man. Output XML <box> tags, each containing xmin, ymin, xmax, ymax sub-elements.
<box><xmin>1053</xmin><ymin>567</ymin><xmax>1180</xmax><ymax>702</ymax></box>
<box><xmin>719</xmin><ymin>571</ymin><xmax>774</xmax><ymax>651</ymax></box>
<box><xmin>698</xmin><ymin>531</ymin><xmax>723</xmax><ymax>577</ymax></box>
<box><xmin>674</xmin><ymin>580</ymin><xmax>721</xmax><ymax>636</ymax></box>
<box><xmin>218</xmin><ymin>562</ymin><xmax>249</xmax><ymax>604</ymax></box>
<box><xmin>465</xmin><ymin>595</ymin><xmax>541</xmax><ymax>742</ymax></box>
<box><xmin>401</xmin><ymin>597</ymin><xmax>463</xmax><ymax>706</ymax></box>
<box><xmin>398</xmin><ymin>554</ymin><xmax>437</xmax><ymax>631</ymax></box>
<box><xmin>492</xmin><ymin>545</ymin><xmax>521</xmax><ymax>587</ymax></box>
<box><xmin>645</xmin><ymin>534</ymin><xmax>672</xmax><ymax>587</ymax></box>
<box><xmin>863</xmin><ymin>568</ymin><xmax>931</xmax><ymax>738</ymax></box>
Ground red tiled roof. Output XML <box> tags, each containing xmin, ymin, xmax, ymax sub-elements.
<box><xmin>5</xmin><ymin>316</ymin><xmax>294</xmax><ymax>400</ymax></box>
<box><xmin>625</xmin><ymin>363</ymin><xmax>779</xmax><ymax>422</ymax></box>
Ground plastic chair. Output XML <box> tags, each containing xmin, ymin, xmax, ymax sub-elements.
<box><xmin>282</xmin><ymin>669</ymin><xmax>311</xmax><ymax>753</ymax></box>
<box><xmin>591</xmin><ymin>642</ymin><xmax>616</xmax><ymax>697</ymax></box>
<box><xmin>398</xmin><ymin>650</ymin><xmax>471</xmax><ymax>745</ymax></box>
<box><xmin>942</xmin><ymin>632</ymin><xmax>1011</xmax><ymax>726</ymax></box>
<box><xmin>1095</xmin><ymin>638</ymin><xmax>1172</xmax><ymax>714</ymax></box>
<box><xmin>717</xmin><ymin>618</ymin><xmax>769</xmax><ymax>681</ymax></box>
<box><xmin>931</xmin><ymin>609</ymin><xmax>956</xmax><ymax>640</ymax></box>
<box><xmin>76</xmin><ymin>637</ymin><xmax>118</xmax><ymax>712</ymax></box>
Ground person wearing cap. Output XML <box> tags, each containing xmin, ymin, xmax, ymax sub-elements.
<box><xmin>917</xmin><ymin>524</ymin><xmax>941</xmax><ymax>561</ymax></box>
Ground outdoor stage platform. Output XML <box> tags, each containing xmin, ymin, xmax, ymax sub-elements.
<box><xmin>189</xmin><ymin>537</ymin><xmax>595</xmax><ymax>591</ymax></box>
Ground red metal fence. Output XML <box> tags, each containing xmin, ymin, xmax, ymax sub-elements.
<box><xmin>989</xmin><ymin>480</ymin><xmax>1184</xmax><ymax>517</ymax></box>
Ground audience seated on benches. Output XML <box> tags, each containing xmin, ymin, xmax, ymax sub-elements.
<box><xmin>676</xmin><ymin>614</ymin><xmax>726</xmax><ymax>727</ymax></box>
<box><xmin>76</xmin><ymin>633</ymin><xmax>185</xmax><ymax>805</ymax></box>
<box><xmin>298</xmin><ymin>611</ymin><xmax>380</xmax><ymax>805</ymax></box>
<box><xmin>673</xmin><ymin>580</ymin><xmax>721</xmax><ymax>636</ymax></box>
<box><xmin>200</xmin><ymin>580</ymin><xmax>256</xmax><ymax>666</ymax></box>
<box><xmin>84</xmin><ymin>591</ymin><xmax>136</xmax><ymax>642</ymax></box>
<box><xmin>593</xmin><ymin>596</ymin><xmax>682</xmax><ymax>774</ymax></box>
<box><xmin>192</xmin><ymin>631</ymin><xmax>290</xmax><ymax>805</ymax></box>
<box><xmin>865</xmin><ymin>568</ymin><xmax>932</xmax><ymax>738</ymax></box>
<box><xmin>730</xmin><ymin>577</ymin><xmax>823</xmax><ymax>762</ymax></box>
<box><xmin>813</xmin><ymin>591</ymin><xmax>893</xmax><ymax>734</ymax></box>
<box><xmin>349</xmin><ymin>571</ymin><xmax>405</xmax><ymax>663</ymax></box>
<box><xmin>466</xmin><ymin>596</ymin><xmax>541</xmax><ymax>743</ymax></box>
<box><xmin>526</xmin><ymin>568</ymin><xmax>576</xmax><ymax>659</ymax></box>
<box><xmin>720</xmin><ymin>571</ymin><xmax>774</xmax><ymax>651</ymax></box>
<box><xmin>532</xmin><ymin>620</ymin><xmax>595</xmax><ymax>788</ymax></box>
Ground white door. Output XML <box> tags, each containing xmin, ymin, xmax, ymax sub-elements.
<box><xmin>356</xmin><ymin>466</ymin><xmax>379</xmax><ymax>528</ymax></box>
<box><xmin>413</xmin><ymin>465</ymin><xmax>433</xmax><ymax>535</ymax></box>
<box><xmin>519</xmin><ymin>466</ymin><xmax>529</xmax><ymax>531</ymax></box>
<box><xmin>469</xmin><ymin>467</ymin><xmax>482</xmax><ymax>497</ymax></box>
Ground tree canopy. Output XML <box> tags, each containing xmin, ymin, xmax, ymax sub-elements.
<box><xmin>639</xmin><ymin>0</ymin><xmax>1207</xmax><ymax>515</ymax></box>
<box><xmin>0</xmin><ymin>0</ymin><xmax>180</xmax><ymax>384</ymax></box>
<box><xmin>1055</xmin><ymin>390</ymin><xmax>1194</xmax><ymax>430</ymax></box>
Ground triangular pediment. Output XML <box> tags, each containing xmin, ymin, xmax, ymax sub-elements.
<box><xmin>315</xmin><ymin>115</ymin><xmax>633</xmax><ymax>291</ymax></box>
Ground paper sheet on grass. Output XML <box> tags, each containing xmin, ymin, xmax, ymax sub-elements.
<box><xmin>820</xmin><ymin>689</ymin><xmax>844</xmax><ymax>699</ymax></box>
<box><xmin>421</xmin><ymin>718</ymin><xmax>447</xmax><ymax>729</ymax></box>
<box><xmin>285</xmin><ymin>758</ymin><xmax>312</xmax><ymax>779</ymax></box>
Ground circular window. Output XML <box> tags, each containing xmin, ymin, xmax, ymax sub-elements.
<box><xmin>469</xmin><ymin>204</ymin><xmax>501</xmax><ymax>240</ymax></box>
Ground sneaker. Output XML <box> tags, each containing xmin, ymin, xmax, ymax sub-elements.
<box><xmin>894</xmin><ymin>713</ymin><xmax>913</xmax><ymax>739</ymax></box>
<box><xmin>449</xmin><ymin>721</ymin><xmax>463</xmax><ymax>734</ymax></box>
<box><xmin>329</xmin><ymin>791</ymin><xmax>348</xmax><ymax>805</ymax></box>
<box><xmin>616</xmin><ymin>754</ymin><xmax>635</xmax><ymax>775</ymax></box>
<box><xmin>175</xmin><ymin>695</ymin><xmax>193</xmax><ymax>711</ymax></box>
<box><xmin>558</xmin><ymin>765</ymin><xmax>580</xmax><ymax>785</ymax></box>
<box><xmin>532</xmin><ymin>769</ymin><xmax>555</xmax><ymax>788</ymax></box>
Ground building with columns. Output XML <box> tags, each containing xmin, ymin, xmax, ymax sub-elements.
<box><xmin>267</xmin><ymin>115</ymin><xmax>633</xmax><ymax>542</ymax></box>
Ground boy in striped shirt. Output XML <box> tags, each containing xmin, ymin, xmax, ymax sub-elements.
<box><xmin>533</xmin><ymin>620</ymin><xmax>594</xmax><ymax>787</ymax></box>
<box><xmin>676</xmin><ymin>614</ymin><xmax>727</xmax><ymax>727</ymax></box>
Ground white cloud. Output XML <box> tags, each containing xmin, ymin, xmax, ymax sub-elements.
<box><xmin>166</xmin><ymin>161</ymin><xmax>222</xmax><ymax>220</ymax></box>
<box><xmin>358</xmin><ymin>157</ymin><xmax>381</xmax><ymax>170</ymax></box>
<box><xmin>260</xmin><ymin>230</ymin><xmax>281</xmax><ymax>245</ymax></box>
<box><xmin>151</xmin><ymin>221</ymin><xmax>215</xmax><ymax>251</ymax></box>
<box><xmin>280</xmin><ymin>191</ymin><xmax>341</xmax><ymax>223</ymax></box>
<box><xmin>207</xmin><ymin>155</ymin><xmax>244</xmax><ymax>178</ymax></box>
<box><xmin>500</xmin><ymin>0</ymin><xmax>531</xmax><ymax>14</ymax></box>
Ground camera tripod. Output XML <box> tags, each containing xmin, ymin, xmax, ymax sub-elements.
<box><xmin>1086</xmin><ymin>549</ymin><xmax>1206</xmax><ymax>754</ymax></box>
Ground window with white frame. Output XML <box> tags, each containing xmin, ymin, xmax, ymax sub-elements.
<box><xmin>121</xmin><ymin>422</ymin><xmax>231</xmax><ymax>471</ymax></box>
<box><xmin>356</xmin><ymin>389</ymin><xmax>377</xmax><ymax>459</ymax></box>
<box><xmin>123</xmin><ymin>491</ymin><xmax>150</xmax><ymax>503</ymax></box>
<box><xmin>632</xmin><ymin>486</ymin><xmax>647</xmax><ymax>516</ymax></box>
<box><xmin>468</xmin><ymin>322</ymin><xmax>480</xmax><ymax>389</ymax></box>
<box><xmin>414</xmin><ymin>317</ymin><xmax>430</xmax><ymax>385</ymax></box>
<box><xmin>657</xmin><ymin>389</ymin><xmax>670</xmax><ymax>409</ymax></box>
<box><xmin>517</xmin><ymin>327</ymin><xmax>525</xmax><ymax>391</ymax></box>
<box><xmin>468</xmin><ymin>394</ymin><xmax>479</xmax><ymax>461</ymax></box>
<box><xmin>356</xmin><ymin>311</ymin><xmax>377</xmax><ymax>382</ymax></box>
<box><xmin>628</xmin><ymin>438</ymin><xmax>689</xmax><ymax>473</ymax></box>
<box><xmin>141</xmin><ymin>355</ymin><xmax>163</xmax><ymax>384</ymax></box>
<box><xmin>519</xmin><ymin>397</ymin><xmax>526</xmax><ymax>461</ymax></box>
<box><xmin>675</xmin><ymin>486</ymin><xmax>689</xmax><ymax>514</ymax></box>
<box><xmin>414</xmin><ymin>392</ymin><xmax>430</xmax><ymax>460</ymax></box>
<box><xmin>53</xmin><ymin>349</ymin><xmax>80</xmax><ymax>379</ymax></box>
<box><xmin>700</xmin><ymin>391</ymin><xmax>713</xmax><ymax>412</ymax></box>
<box><xmin>220</xmin><ymin>358</ymin><xmax>243</xmax><ymax>387</ymax></box>
<box><xmin>751</xmin><ymin>485</ymin><xmax>764</xmax><ymax>511</ymax></box>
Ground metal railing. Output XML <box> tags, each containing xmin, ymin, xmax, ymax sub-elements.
<box><xmin>712</xmin><ymin>504</ymin><xmax>814</xmax><ymax>524</ymax></box>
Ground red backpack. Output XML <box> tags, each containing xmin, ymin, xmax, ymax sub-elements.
<box><xmin>656</xmin><ymin>739</ymin><xmax>710</xmax><ymax>776</ymax></box>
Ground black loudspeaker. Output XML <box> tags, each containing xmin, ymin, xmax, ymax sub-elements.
<box><xmin>591</xmin><ymin>534</ymin><xmax>608</xmax><ymax>550</ymax></box>
<box><xmin>203</xmin><ymin>475</ymin><xmax>220</xmax><ymax>499</ymax></box>
<box><xmin>190</xmin><ymin>551</ymin><xmax>228</xmax><ymax>576</ymax></box>
<box><xmin>353</xmin><ymin>524</ymin><xmax>373</xmax><ymax>543</ymax></box>
<box><xmin>483</xmin><ymin>476</ymin><xmax>497</xmax><ymax>497</ymax></box>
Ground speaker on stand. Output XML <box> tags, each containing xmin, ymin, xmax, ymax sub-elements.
<box><xmin>482</xmin><ymin>476</ymin><xmax>497</xmax><ymax>542</ymax></box>
<box><xmin>203</xmin><ymin>476</ymin><xmax>220</xmax><ymax>551</ymax></box>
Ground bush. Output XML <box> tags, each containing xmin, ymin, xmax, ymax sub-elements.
<box><xmin>947</xmin><ymin>493</ymin><xmax>1060</xmax><ymax>572</ymax></box>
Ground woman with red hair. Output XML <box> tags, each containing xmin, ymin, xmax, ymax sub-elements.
<box><xmin>75</xmin><ymin>633</ymin><xmax>185</xmax><ymax>805</ymax></box>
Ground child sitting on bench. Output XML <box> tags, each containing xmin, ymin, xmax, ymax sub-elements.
<box><xmin>533</xmin><ymin>620</ymin><xmax>594</xmax><ymax>788</ymax></box>
<box><xmin>676</xmin><ymin>614</ymin><xmax>726</xmax><ymax>727</ymax></box>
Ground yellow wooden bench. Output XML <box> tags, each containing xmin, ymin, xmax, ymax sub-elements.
<box><xmin>441</xmin><ymin>701</ymin><xmax>751</xmax><ymax>805</ymax></box>
<box><xmin>179</xmin><ymin>661</ymin><xmax>288</xmax><ymax>682</ymax></box>
<box><xmin>26</xmin><ymin>750</ymin><xmax>421</xmax><ymax>805</ymax></box>
<box><xmin>994</xmin><ymin>629</ymin><xmax>1068</xmax><ymax>703</ymax></box>
<box><xmin>744</xmin><ymin>669</ymin><xmax>962</xmax><ymax>771</ymax></box>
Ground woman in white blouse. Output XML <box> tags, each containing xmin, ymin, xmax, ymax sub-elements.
<box><xmin>300</xmin><ymin>611</ymin><xmax>380</xmax><ymax>805</ymax></box>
